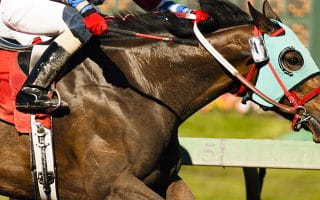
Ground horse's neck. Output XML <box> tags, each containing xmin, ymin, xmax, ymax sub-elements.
<box><xmin>176</xmin><ymin>25</ymin><xmax>253</xmax><ymax>120</ymax></box>
<box><xmin>86</xmin><ymin>25</ymin><xmax>253</xmax><ymax>122</ymax></box>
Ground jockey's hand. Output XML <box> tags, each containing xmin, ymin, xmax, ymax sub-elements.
<box><xmin>83</xmin><ymin>12</ymin><xmax>108</xmax><ymax>35</ymax></box>
<box><xmin>191</xmin><ymin>10</ymin><xmax>209</xmax><ymax>23</ymax></box>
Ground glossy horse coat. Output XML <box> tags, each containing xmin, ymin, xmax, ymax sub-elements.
<box><xmin>1</xmin><ymin>0</ymin><xmax>320</xmax><ymax>199</ymax></box>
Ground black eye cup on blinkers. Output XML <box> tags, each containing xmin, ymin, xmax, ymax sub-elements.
<box><xmin>279</xmin><ymin>47</ymin><xmax>304</xmax><ymax>76</ymax></box>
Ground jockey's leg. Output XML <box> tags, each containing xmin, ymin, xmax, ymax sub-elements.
<box><xmin>0</xmin><ymin>0</ymin><xmax>52</xmax><ymax>45</ymax></box>
<box><xmin>15</xmin><ymin>30</ymin><xmax>81</xmax><ymax>113</ymax></box>
<box><xmin>0</xmin><ymin>16</ymin><xmax>50</xmax><ymax>45</ymax></box>
<box><xmin>1</xmin><ymin>0</ymin><xmax>93</xmax><ymax>113</ymax></box>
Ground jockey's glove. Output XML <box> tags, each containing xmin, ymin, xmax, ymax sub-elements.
<box><xmin>83</xmin><ymin>12</ymin><xmax>108</xmax><ymax>35</ymax></box>
<box><xmin>72</xmin><ymin>0</ymin><xmax>107</xmax><ymax>35</ymax></box>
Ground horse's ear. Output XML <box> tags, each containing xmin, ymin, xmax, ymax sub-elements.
<box><xmin>248</xmin><ymin>2</ymin><xmax>280</xmax><ymax>34</ymax></box>
<box><xmin>263</xmin><ymin>0</ymin><xmax>282</xmax><ymax>22</ymax></box>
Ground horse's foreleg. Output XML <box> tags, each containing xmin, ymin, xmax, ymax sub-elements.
<box><xmin>106</xmin><ymin>174</ymin><xmax>164</xmax><ymax>200</ymax></box>
<box><xmin>166</xmin><ymin>175</ymin><xmax>194</xmax><ymax>200</ymax></box>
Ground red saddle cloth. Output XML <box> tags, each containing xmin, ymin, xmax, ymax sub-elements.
<box><xmin>0</xmin><ymin>50</ymin><xmax>50</xmax><ymax>133</ymax></box>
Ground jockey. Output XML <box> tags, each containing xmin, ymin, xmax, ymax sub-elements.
<box><xmin>0</xmin><ymin>0</ymin><xmax>209</xmax><ymax>113</ymax></box>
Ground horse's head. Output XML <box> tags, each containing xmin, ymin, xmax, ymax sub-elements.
<box><xmin>99</xmin><ymin>0</ymin><xmax>320</xmax><ymax>142</ymax></box>
<box><xmin>247</xmin><ymin>1</ymin><xmax>320</xmax><ymax>142</ymax></box>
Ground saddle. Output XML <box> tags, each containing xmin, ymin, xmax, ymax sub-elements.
<box><xmin>0</xmin><ymin>37</ymin><xmax>52</xmax><ymax>133</ymax></box>
<box><xmin>0</xmin><ymin>37</ymin><xmax>59</xmax><ymax>199</ymax></box>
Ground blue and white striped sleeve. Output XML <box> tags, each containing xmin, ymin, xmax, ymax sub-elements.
<box><xmin>157</xmin><ymin>0</ymin><xmax>192</xmax><ymax>13</ymax></box>
<box><xmin>64</xmin><ymin>0</ymin><xmax>96</xmax><ymax>16</ymax></box>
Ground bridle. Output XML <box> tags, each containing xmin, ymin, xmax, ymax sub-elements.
<box><xmin>193</xmin><ymin>21</ymin><xmax>320</xmax><ymax>132</ymax></box>
<box><xmin>237</xmin><ymin>26</ymin><xmax>320</xmax><ymax>131</ymax></box>
<box><xmin>104</xmin><ymin>13</ymin><xmax>320</xmax><ymax>132</ymax></box>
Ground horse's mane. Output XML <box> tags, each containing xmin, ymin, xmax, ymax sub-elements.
<box><xmin>107</xmin><ymin>0</ymin><xmax>251</xmax><ymax>39</ymax></box>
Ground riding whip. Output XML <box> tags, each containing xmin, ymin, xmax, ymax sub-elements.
<box><xmin>102</xmin><ymin>27</ymin><xmax>198</xmax><ymax>46</ymax></box>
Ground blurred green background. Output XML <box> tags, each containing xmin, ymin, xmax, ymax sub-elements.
<box><xmin>178</xmin><ymin>109</ymin><xmax>320</xmax><ymax>200</ymax></box>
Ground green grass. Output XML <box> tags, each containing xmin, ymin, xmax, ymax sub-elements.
<box><xmin>178</xmin><ymin>110</ymin><xmax>320</xmax><ymax>200</ymax></box>
<box><xmin>180</xmin><ymin>166</ymin><xmax>320</xmax><ymax>200</ymax></box>
<box><xmin>180</xmin><ymin>109</ymin><xmax>291</xmax><ymax>139</ymax></box>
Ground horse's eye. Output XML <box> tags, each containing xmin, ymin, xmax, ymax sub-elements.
<box><xmin>279</xmin><ymin>48</ymin><xmax>304</xmax><ymax>75</ymax></box>
<box><xmin>286</xmin><ymin>57</ymin><xmax>301</xmax><ymax>66</ymax></box>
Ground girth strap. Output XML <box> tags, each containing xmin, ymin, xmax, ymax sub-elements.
<box><xmin>31</xmin><ymin>115</ymin><xmax>58</xmax><ymax>200</ymax></box>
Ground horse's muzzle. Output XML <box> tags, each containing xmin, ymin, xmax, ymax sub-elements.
<box><xmin>306</xmin><ymin>116</ymin><xmax>320</xmax><ymax>143</ymax></box>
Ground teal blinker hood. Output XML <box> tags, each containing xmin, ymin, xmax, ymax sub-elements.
<box><xmin>251</xmin><ymin>21</ymin><xmax>320</xmax><ymax>107</ymax></box>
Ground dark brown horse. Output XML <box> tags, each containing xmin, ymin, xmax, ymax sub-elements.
<box><xmin>1</xmin><ymin>0</ymin><xmax>320</xmax><ymax>199</ymax></box>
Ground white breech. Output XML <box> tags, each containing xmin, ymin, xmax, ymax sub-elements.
<box><xmin>0</xmin><ymin>18</ymin><xmax>50</xmax><ymax>45</ymax></box>
<box><xmin>0</xmin><ymin>0</ymin><xmax>90</xmax><ymax>52</ymax></box>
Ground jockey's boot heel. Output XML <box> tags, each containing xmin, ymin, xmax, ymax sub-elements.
<box><xmin>16</xmin><ymin>42</ymin><xmax>71</xmax><ymax>114</ymax></box>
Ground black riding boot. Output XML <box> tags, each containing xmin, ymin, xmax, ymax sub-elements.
<box><xmin>16</xmin><ymin>42</ymin><xmax>71</xmax><ymax>113</ymax></box>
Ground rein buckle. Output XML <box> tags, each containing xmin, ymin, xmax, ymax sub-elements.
<box><xmin>293</xmin><ymin>106</ymin><xmax>311</xmax><ymax>131</ymax></box>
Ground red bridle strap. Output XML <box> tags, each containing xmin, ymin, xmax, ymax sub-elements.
<box><xmin>270</xmin><ymin>28</ymin><xmax>285</xmax><ymax>37</ymax></box>
<box><xmin>264</xmin><ymin>27</ymin><xmax>300</xmax><ymax>106</ymax></box>
<box><xmin>235</xmin><ymin>64</ymin><xmax>257</xmax><ymax>96</ymax></box>
<box><xmin>268</xmin><ymin>28</ymin><xmax>320</xmax><ymax>109</ymax></box>
<box><xmin>291</xmin><ymin>87</ymin><xmax>320</xmax><ymax>106</ymax></box>
<box><xmin>266</xmin><ymin>61</ymin><xmax>298</xmax><ymax>107</ymax></box>
<box><xmin>267</xmin><ymin>59</ymin><xmax>320</xmax><ymax>129</ymax></box>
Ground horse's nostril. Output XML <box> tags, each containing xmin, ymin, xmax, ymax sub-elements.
<box><xmin>313</xmin><ymin>136</ymin><xmax>320</xmax><ymax>143</ymax></box>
